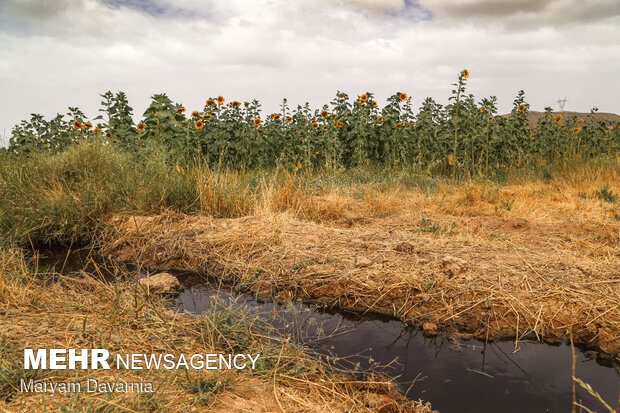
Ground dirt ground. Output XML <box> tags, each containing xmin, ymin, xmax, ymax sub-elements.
<box><xmin>106</xmin><ymin>185</ymin><xmax>620</xmax><ymax>364</ymax></box>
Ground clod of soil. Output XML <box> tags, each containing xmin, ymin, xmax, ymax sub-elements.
<box><xmin>139</xmin><ymin>272</ymin><xmax>181</xmax><ymax>294</ymax></box>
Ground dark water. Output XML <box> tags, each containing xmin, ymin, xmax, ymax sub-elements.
<box><xmin>39</xmin><ymin>250</ymin><xmax>620</xmax><ymax>413</ymax></box>
<box><xmin>177</xmin><ymin>277</ymin><xmax>620</xmax><ymax>413</ymax></box>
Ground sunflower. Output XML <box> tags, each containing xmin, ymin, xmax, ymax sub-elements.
<box><xmin>323</xmin><ymin>125</ymin><xmax>328</xmax><ymax>131</ymax></box>
<box><xmin>176</xmin><ymin>107</ymin><xmax>186</xmax><ymax>113</ymax></box>
<box><xmin>217</xmin><ymin>96</ymin><xmax>225</xmax><ymax>104</ymax></box>
<box><xmin>359</xmin><ymin>94</ymin><xmax>368</xmax><ymax>104</ymax></box>
<box><xmin>192</xmin><ymin>111</ymin><xmax>200</xmax><ymax>118</ymax></box>
<box><xmin>293</xmin><ymin>127</ymin><xmax>298</xmax><ymax>132</ymax></box>
<box><xmin>253</xmin><ymin>118</ymin><xmax>261</xmax><ymax>126</ymax></box>
<box><xmin>338</xmin><ymin>93</ymin><xmax>345</xmax><ymax>99</ymax></box>
<box><xmin>321</xmin><ymin>110</ymin><xmax>329</xmax><ymax>118</ymax></box>
<box><xmin>462</xmin><ymin>69</ymin><xmax>469</xmax><ymax>79</ymax></box>
<box><xmin>518</xmin><ymin>104</ymin><xmax>525</xmax><ymax>112</ymax></box>
<box><xmin>376</xmin><ymin>116</ymin><xmax>383</xmax><ymax>122</ymax></box>
<box><xmin>313</xmin><ymin>123</ymin><xmax>319</xmax><ymax>128</ymax></box>
<box><xmin>105</xmin><ymin>132</ymin><xmax>111</xmax><ymax>139</ymax></box>
<box><xmin>286</xmin><ymin>116</ymin><xmax>293</xmax><ymax>123</ymax></box>
<box><xmin>577</xmin><ymin>119</ymin><xmax>584</xmax><ymax>126</ymax></box>
<box><xmin>399</xmin><ymin>93</ymin><xmax>407</xmax><ymax>102</ymax></box>
<box><xmin>203</xmin><ymin>114</ymin><xmax>213</xmax><ymax>119</ymax></box>
<box><xmin>84</xmin><ymin>122</ymin><xmax>93</xmax><ymax>129</ymax></box>
<box><xmin>137</xmin><ymin>122</ymin><xmax>146</xmax><ymax>131</ymax></box>
<box><xmin>231</xmin><ymin>101</ymin><xmax>241</xmax><ymax>108</ymax></box>
<box><xmin>72</xmin><ymin>120</ymin><xmax>82</xmax><ymax>129</ymax></box>
<box><xmin>554</xmin><ymin>114</ymin><xmax>562</xmax><ymax>123</ymax></box>
<box><xmin>530</xmin><ymin>134</ymin><xmax>535</xmax><ymax>140</ymax></box>
<box><xmin>572</xmin><ymin>127</ymin><xmax>581</xmax><ymax>134</ymax></box>
<box><xmin>331</xmin><ymin>114</ymin><xmax>337</xmax><ymax>119</ymax></box>
<box><xmin>395</xmin><ymin>122</ymin><xmax>402</xmax><ymax>129</ymax></box>
<box><xmin>315</xmin><ymin>151</ymin><xmax>320</xmax><ymax>155</ymax></box>
<box><xmin>479</xmin><ymin>108</ymin><xmax>483</xmax><ymax>113</ymax></box>
<box><xmin>275</xmin><ymin>114</ymin><xmax>281</xmax><ymax>120</ymax></box>
<box><xmin>206</xmin><ymin>99</ymin><xmax>215</xmax><ymax>107</ymax></box>
<box><xmin>406</xmin><ymin>124</ymin><xmax>412</xmax><ymax>129</ymax></box>
<box><xmin>195</xmin><ymin>120</ymin><xmax>205</xmax><ymax>129</ymax></box>
<box><xmin>336</xmin><ymin>121</ymin><xmax>344</xmax><ymax>128</ymax></box>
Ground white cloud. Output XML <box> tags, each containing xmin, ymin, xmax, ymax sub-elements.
<box><xmin>0</xmin><ymin>0</ymin><xmax>618</xmax><ymax>141</ymax></box>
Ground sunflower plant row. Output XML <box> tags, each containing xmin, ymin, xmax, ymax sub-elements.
<box><xmin>4</xmin><ymin>71</ymin><xmax>618</xmax><ymax>175</ymax></box>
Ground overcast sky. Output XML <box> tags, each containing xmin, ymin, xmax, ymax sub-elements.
<box><xmin>1</xmin><ymin>0</ymin><xmax>619</xmax><ymax>143</ymax></box>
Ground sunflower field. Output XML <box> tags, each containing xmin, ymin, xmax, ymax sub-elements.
<box><xmin>4</xmin><ymin>71</ymin><xmax>619</xmax><ymax>176</ymax></box>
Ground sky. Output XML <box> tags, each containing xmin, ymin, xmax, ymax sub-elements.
<box><xmin>1</xmin><ymin>0</ymin><xmax>619</xmax><ymax>144</ymax></box>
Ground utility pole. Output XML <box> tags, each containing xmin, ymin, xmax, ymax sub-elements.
<box><xmin>557</xmin><ymin>97</ymin><xmax>568</xmax><ymax>112</ymax></box>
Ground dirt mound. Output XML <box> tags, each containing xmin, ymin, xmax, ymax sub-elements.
<box><xmin>106</xmin><ymin>212</ymin><xmax>620</xmax><ymax>363</ymax></box>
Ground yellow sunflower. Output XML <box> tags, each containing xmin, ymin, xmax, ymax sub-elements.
<box><xmin>84</xmin><ymin>122</ymin><xmax>93</xmax><ymax>129</ymax></box>
<box><xmin>137</xmin><ymin>122</ymin><xmax>146</xmax><ymax>131</ymax></box>
<box><xmin>192</xmin><ymin>111</ymin><xmax>200</xmax><ymax>118</ymax></box>
<box><xmin>195</xmin><ymin>120</ymin><xmax>205</xmax><ymax>129</ymax></box>
<box><xmin>253</xmin><ymin>118</ymin><xmax>261</xmax><ymax>126</ymax></box>
<box><xmin>231</xmin><ymin>101</ymin><xmax>241</xmax><ymax>108</ymax></box>
<box><xmin>395</xmin><ymin>122</ymin><xmax>402</xmax><ymax>129</ymax></box>
<box><xmin>399</xmin><ymin>93</ymin><xmax>407</xmax><ymax>102</ymax></box>
<box><xmin>518</xmin><ymin>104</ymin><xmax>525</xmax><ymax>112</ymax></box>
<box><xmin>336</xmin><ymin>121</ymin><xmax>344</xmax><ymax>128</ymax></box>
<box><xmin>176</xmin><ymin>107</ymin><xmax>186</xmax><ymax>113</ymax></box>
<box><xmin>206</xmin><ymin>99</ymin><xmax>215</xmax><ymax>107</ymax></box>
<box><xmin>286</xmin><ymin>116</ymin><xmax>293</xmax><ymax>123</ymax></box>
<box><xmin>554</xmin><ymin>114</ymin><xmax>562</xmax><ymax>123</ymax></box>
<box><xmin>321</xmin><ymin>110</ymin><xmax>329</xmax><ymax>118</ymax></box>
<box><xmin>217</xmin><ymin>96</ymin><xmax>225</xmax><ymax>104</ymax></box>
<box><xmin>462</xmin><ymin>69</ymin><xmax>469</xmax><ymax>79</ymax></box>
<box><xmin>72</xmin><ymin>120</ymin><xmax>82</xmax><ymax>129</ymax></box>
<box><xmin>577</xmin><ymin>119</ymin><xmax>584</xmax><ymax>126</ymax></box>
<box><xmin>377</xmin><ymin>116</ymin><xmax>383</xmax><ymax>122</ymax></box>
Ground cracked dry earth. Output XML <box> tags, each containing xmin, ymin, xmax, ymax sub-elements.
<box><xmin>106</xmin><ymin>211</ymin><xmax>620</xmax><ymax>363</ymax></box>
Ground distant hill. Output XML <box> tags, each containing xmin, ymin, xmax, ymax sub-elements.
<box><xmin>500</xmin><ymin>111</ymin><xmax>620</xmax><ymax>128</ymax></box>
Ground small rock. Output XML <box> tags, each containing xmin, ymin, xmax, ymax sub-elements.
<box><xmin>441</xmin><ymin>255</ymin><xmax>468</xmax><ymax>277</ymax></box>
<box><xmin>355</xmin><ymin>256</ymin><xmax>372</xmax><ymax>268</ymax></box>
<box><xmin>139</xmin><ymin>272</ymin><xmax>181</xmax><ymax>294</ymax></box>
<box><xmin>422</xmin><ymin>322</ymin><xmax>438</xmax><ymax>335</ymax></box>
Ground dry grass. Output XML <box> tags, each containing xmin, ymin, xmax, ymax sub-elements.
<box><xmin>103</xmin><ymin>161</ymin><xmax>619</xmax><ymax>364</ymax></box>
<box><xmin>0</xmin><ymin>247</ymin><xmax>434</xmax><ymax>412</ymax></box>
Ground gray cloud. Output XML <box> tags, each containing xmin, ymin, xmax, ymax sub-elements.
<box><xmin>419</xmin><ymin>0</ymin><xmax>620</xmax><ymax>25</ymax></box>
